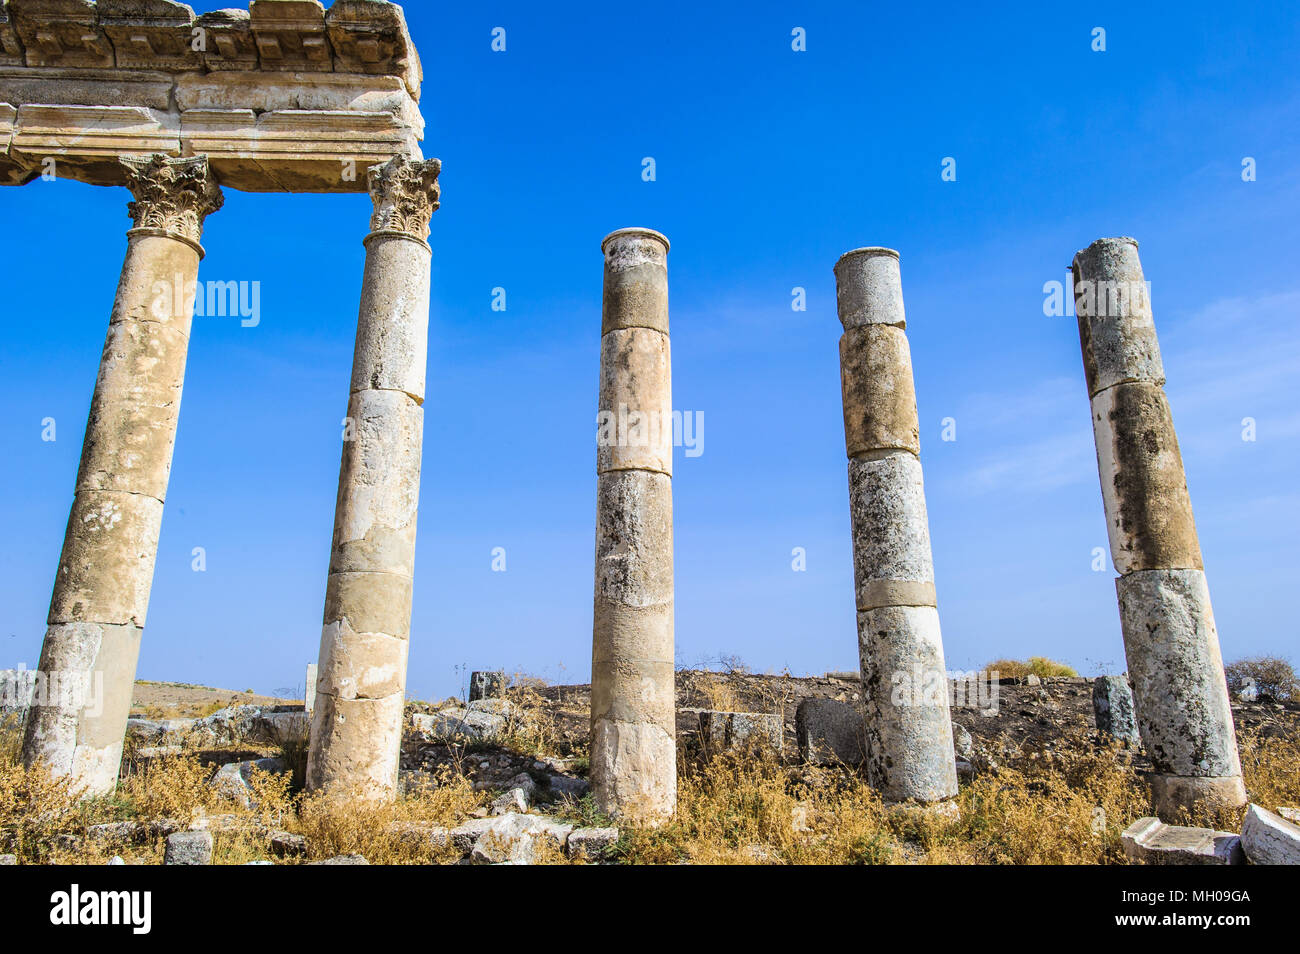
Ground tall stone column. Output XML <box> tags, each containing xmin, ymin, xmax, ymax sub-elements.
<box><xmin>1072</xmin><ymin>237</ymin><xmax>1245</xmax><ymax>818</ymax></box>
<box><xmin>22</xmin><ymin>155</ymin><xmax>222</xmax><ymax>794</ymax></box>
<box><xmin>834</xmin><ymin>248</ymin><xmax>958</xmax><ymax>806</ymax></box>
<box><xmin>306</xmin><ymin>155</ymin><xmax>441</xmax><ymax>800</ymax></box>
<box><xmin>590</xmin><ymin>227</ymin><xmax>676</xmax><ymax>821</ymax></box>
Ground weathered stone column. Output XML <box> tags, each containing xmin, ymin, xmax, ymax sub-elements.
<box><xmin>1072</xmin><ymin>237</ymin><xmax>1245</xmax><ymax>818</ymax></box>
<box><xmin>22</xmin><ymin>155</ymin><xmax>222</xmax><ymax>794</ymax></box>
<box><xmin>590</xmin><ymin>227</ymin><xmax>676</xmax><ymax>821</ymax></box>
<box><xmin>306</xmin><ymin>155</ymin><xmax>440</xmax><ymax>800</ymax></box>
<box><xmin>834</xmin><ymin>248</ymin><xmax>958</xmax><ymax>806</ymax></box>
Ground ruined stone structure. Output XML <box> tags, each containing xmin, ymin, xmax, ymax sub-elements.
<box><xmin>833</xmin><ymin>248</ymin><xmax>958</xmax><ymax>806</ymax></box>
<box><xmin>1072</xmin><ymin>237</ymin><xmax>1246</xmax><ymax>818</ymax></box>
<box><xmin>590</xmin><ymin>228</ymin><xmax>677</xmax><ymax>821</ymax></box>
<box><xmin>5</xmin><ymin>0</ymin><xmax>433</xmax><ymax>797</ymax></box>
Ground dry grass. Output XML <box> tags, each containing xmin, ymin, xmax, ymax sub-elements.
<box><xmin>2</xmin><ymin>705</ymin><xmax>1295</xmax><ymax>865</ymax></box>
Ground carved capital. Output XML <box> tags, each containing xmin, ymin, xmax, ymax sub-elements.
<box><xmin>367</xmin><ymin>155</ymin><xmax>440</xmax><ymax>241</ymax></box>
<box><xmin>121</xmin><ymin>154</ymin><xmax>223</xmax><ymax>247</ymax></box>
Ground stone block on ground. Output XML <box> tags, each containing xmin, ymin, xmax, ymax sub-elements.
<box><xmin>698</xmin><ymin>710</ymin><xmax>783</xmax><ymax>754</ymax></box>
<box><xmin>211</xmin><ymin>757</ymin><xmax>290</xmax><ymax>807</ymax></box>
<box><xmin>0</xmin><ymin>854</ymin><xmax>15</xmax><ymax>865</ymax></box>
<box><xmin>164</xmin><ymin>831</ymin><xmax>213</xmax><ymax>866</ymax></box>
<box><xmin>1093</xmin><ymin>675</ymin><xmax>1141</xmax><ymax>746</ymax></box>
<box><xmin>411</xmin><ymin>706</ymin><xmax>508</xmax><ymax>741</ymax></box>
<box><xmin>491</xmin><ymin>787</ymin><xmax>530</xmax><ymax>816</ymax></box>
<box><xmin>796</xmin><ymin>698</ymin><xmax>866</xmax><ymax>766</ymax></box>
<box><xmin>467</xmin><ymin>813</ymin><xmax>574</xmax><ymax>865</ymax></box>
<box><xmin>1240</xmin><ymin>804</ymin><xmax>1300</xmax><ymax>865</ymax></box>
<box><xmin>270</xmin><ymin>831</ymin><xmax>307</xmax><ymax>858</ymax></box>
<box><xmin>469</xmin><ymin>671</ymin><xmax>506</xmax><ymax>701</ymax></box>
<box><xmin>309</xmin><ymin>854</ymin><xmax>369</xmax><ymax>865</ymax></box>
<box><xmin>1121</xmin><ymin>817</ymin><xmax>1243</xmax><ymax>865</ymax></box>
<box><xmin>566</xmin><ymin>826</ymin><xmax>620</xmax><ymax>861</ymax></box>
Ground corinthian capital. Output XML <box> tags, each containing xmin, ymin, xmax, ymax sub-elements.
<box><xmin>367</xmin><ymin>156</ymin><xmax>442</xmax><ymax>241</ymax></box>
<box><xmin>121</xmin><ymin>155</ymin><xmax>224</xmax><ymax>246</ymax></box>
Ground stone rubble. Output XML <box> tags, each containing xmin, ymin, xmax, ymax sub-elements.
<box><xmin>164</xmin><ymin>830</ymin><xmax>214</xmax><ymax>866</ymax></box>
<box><xmin>1239</xmin><ymin>803</ymin><xmax>1300</xmax><ymax>865</ymax></box>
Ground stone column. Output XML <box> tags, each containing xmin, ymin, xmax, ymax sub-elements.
<box><xmin>22</xmin><ymin>155</ymin><xmax>222</xmax><ymax>794</ymax></box>
<box><xmin>1072</xmin><ymin>237</ymin><xmax>1245</xmax><ymax>817</ymax></box>
<box><xmin>305</xmin><ymin>155</ymin><xmax>441</xmax><ymax>800</ymax></box>
<box><xmin>833</xmin><ymin>248</ymin><xmax>958</xmax><ymax>806</ymax></box>
<box><xmin>590</xmin><ymin>227</ymin><xmax>676</xmax><ymax>821</ymax></box>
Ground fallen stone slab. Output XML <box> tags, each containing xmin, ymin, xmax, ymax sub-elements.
<box><xmin>796</xmin><ymin>698</ymin><xmax>865</xmax><ymax>765</ymax></box>
<box><xmin>270</xmin><ymin>831</ymin><xmax>307</xmax><ymax>859</ymax></box>
<box><xmin>164</xmin><ymin>831</ymin><xmax>213</xmax><ymax>866</ymax></box>
<box><xmin>468</xmin><ymin>813</ymin><xmax>573</xmax><ymax>865</ymax></box>
<box><xmin>412</xmin><ymin>698</ymin><xmax>515</xmax><ymax>741</ymax></box>
<box><xmin>86</xmin><ymin>821</ymin><xmax>148</xmax><ymax>846</ymax></box>
<box><xmin>309</xmin><ymin>854</ymin><xmax>369</xmax><ymax>865</ymax></box>
<box><xmin>1240</xmin><ymin>804</ymin><xmax>1300</xmax><ymax>865</ymax></box>
<box><xmin>698</xmin><ymin>710</ymin><xmax>783</xmax><ymax>754</ymax></box>
<box><xmin>1093</xmin><ymin>675</ymin><xmax>1141</xmax><ymax>746</ymax></box>
<box><xmin>0</xmin><ymin>854</ymin><xmax>14</xmax><ymax>865</ymax></box>
<box><xmin>566</xmin><ymin>827</ymin><xmax>619</xmax><ymax>862</ymax></box>
<box><xmin>1121</xmin><ymin>817</ymin><xmax>1243</xmax><ymax>865</ymax></box>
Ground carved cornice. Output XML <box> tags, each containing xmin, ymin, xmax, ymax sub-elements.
<box><xmin>121</xmin><ymin>153</ymin><xmax>222</xmax><ymax>245</ymax></box>
<box><xmin>366</xmin><ymin>155</ymin><xmax>439</xmax><ymax>241</ymax></box>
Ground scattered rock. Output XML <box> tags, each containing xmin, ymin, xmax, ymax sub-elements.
<box><xmin>412</xmin><ymin>704</ymin><xmax>508</xmax><ymax>741</ymax></box>
<box><xmin>0</xmin><ymin>854</ymin><xmax>15</xmax><ymax>865</ymax></box>
<box><xmin>1121</xmin><ymin>817</ymin><xmax>1243</xmax><ymax>865</ymax></box>
<box><xmin>468</xmin><ymin>813</ymin><xmax>573</xmax><ymax>865</ymax></box>
<box><xmin>269</xmin><ymin>831</ymin><xmax>307</xmax><ymax>858</ymax></box>
<box><xmin>309</xmin><ymin>854</ymin><xmax>369</xmax><ymax>865</ymax></box>
<box><xmin>741</xmin><ymin>844</ymin><xmax>781</xmax><ymax>864</ymax></box>
<box><xmin>1239</xmin><ymin>804</ymin><xmax>1300</xmax><ymax>865</ymax></box>
<box><xmin>211</xmin><ymin>757</ymin><xmax>289</xmax><ymax>806</ymax></box>
<box><xmin>566</xmin><ymin>826</ymin><xmax>619</xmax><ymax>861</ymax></box>
<box><xmin>796</xmin><ymin>698</ymin><xmax>865</xmax><ymax>766</ymax></box>
<box><xmin>87</xmin><ymin>821</ymin><xmax>146</xmax><ymax>846</ymax></box>
<box><xmin>127</xmin><ymin>705</ymin><xmax>308</xmax><ymax>748</ymax></box>
<box><xmin>1093</xmin><ymin>675</ymin><xmax>1141</xmax><ymax>746</ymax></box>
<box><xmin>1276</xmin><ymin>807</ymin><xmax>1300</xmax><ymax>824</ymax></box>
<box><xmin>491</xmin><ymin>787</ymin><xmax>530</xmax><ymax>816</ymax></box>
<box><xmin>1091</xmin><ymin>806</ymin><xmax>1106</xmax><ymax>835</ymax></box>
<box><xmin>164</xmin><ymin>831</ymin><xmax>214</xmax><ymax>866</ymax></box>
<box><xmin>107</xmin><ymin>856</ymin><xmax>125</xmax><ymax>865</ymax></box>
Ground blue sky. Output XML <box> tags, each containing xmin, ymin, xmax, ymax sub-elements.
<box><xmin>2</xmin><ymin>1</ymin><xmax>1297</xmax><ymax>699</ymax></box>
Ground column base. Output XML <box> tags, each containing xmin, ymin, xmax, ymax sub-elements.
<box><xmin>1149</xmin><ymin>773</ymin><xmax>1247</xmax><ymax>820</ymax></box>
<box><xmin>590</xmin><ymin>718</ymin><xmax>676</xmax><ymax>825</ymax></box>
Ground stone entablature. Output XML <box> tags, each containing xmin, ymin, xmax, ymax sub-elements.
<box><xmin>0</xmin><ymin>0</ymin><xmax>423</xmax><ymax>191</ymax></box>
